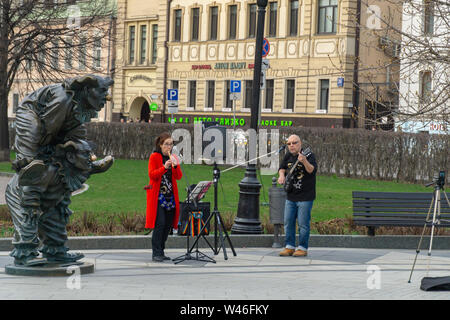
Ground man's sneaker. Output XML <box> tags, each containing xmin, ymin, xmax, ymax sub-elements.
<box><xmin>163</xmin><ymin>255</ymin><xmax>171</xmax><ymax>261</ymax></box>
<box><xmin>292</xmin><ymin>249</ymin><xmax>308</xmax><ymax>257</ymax></box>
<box><xmin>152</xmin><ymin>256</ymin><xmax>164</xmax><ymax>262</ymax></box>
<box><xmin>279</xmin><ymin>248</ymin><xmax>295</xmax><ymax>256</ymax></box>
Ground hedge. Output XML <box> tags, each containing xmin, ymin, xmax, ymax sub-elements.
<box><xmin>8</xmin><ymin>122</ymin><xmax>449</xmax><ymax>184</ymax></box>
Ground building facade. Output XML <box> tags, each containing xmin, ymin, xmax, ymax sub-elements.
<box><xmin>163</xmin><ymin>0</ymin><xmax>357</xmax><ymax>128</ymax></box>
<box><xmin>111</xmin><ymin>0</ymin><xmax>165</xmax><ymax>122</ymax></box>
<box><xmin>111</xmin><ymin>0</ymin><xmax>403</xmax><ymax>130</ymax></box>
<box><xmin>397</xmin><ymin>0</ymin><xmax>449</xmax><ymax>134</ymax></box>
<box><xmin>7</xmin><ymin>0</ymin><xmax>116</xmax><ymax>123</ymax></box>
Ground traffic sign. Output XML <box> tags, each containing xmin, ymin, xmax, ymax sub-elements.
<box><xmin>261</xmin><ymin>58</ymin><xmax>270</xmax><ymax>70</ymax></box>
<box><xmin>337</xmin><ymin>77</ymin><xmax>344</xmax><ymax>87</ymax></box>
<box><xmin>168</xmin><ymin>105</ymin><xmax>178</xmax><ymax>114</ymax></box>
<box><xmin>167</xmin><ymin>89</ymin><xmax>178</xmax><ymax>101</ymax></box>
<box><xmin>230</xmin><ymin>80</ymin><xmax>241</xmax><ymax>93</ymax></box>
<box><xmin>230</xmin><ymin>92</ymin><xmax>241</xmax><ymax>100</ymax></box>
<box><xmin>262</xmin><ymin>38</ymin><xmax>270</xmax><ymax>58</ymax></box>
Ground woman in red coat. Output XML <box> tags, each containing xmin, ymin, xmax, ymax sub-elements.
<box><xmin>145</xmin><ymin>132</ymin><xmax>182</xmax><ymax>262</ymax></box>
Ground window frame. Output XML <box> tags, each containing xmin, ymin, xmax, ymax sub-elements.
<box><xmin>317</xmin><ymin>0</ymin><xmax>338</xmax><ymax>34</ymax></box>
<box><xmin>228</xmin><ymin>5</ymin><xmax>238</xmax><ymax>40</ymax></box>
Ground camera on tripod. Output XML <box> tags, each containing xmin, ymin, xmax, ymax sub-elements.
<box><xmin>427</xmin><ymin>171</ymin><xmax>446</xmax><ymax>189</ymax></box>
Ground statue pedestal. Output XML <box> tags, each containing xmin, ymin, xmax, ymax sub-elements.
<box><xmin>5</xmin><ymin>262</ymin><xmax>94</xmax><ymax>277</ymax></box>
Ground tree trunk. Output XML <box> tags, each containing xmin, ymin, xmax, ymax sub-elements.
<box><xmin>0</xmin><ymin>4</ymin><xmax>10</xmax><ymax>162</ymax></box>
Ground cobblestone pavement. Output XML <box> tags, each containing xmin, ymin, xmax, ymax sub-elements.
<box><xmin>0</xmin><ymin>247</ymin><xmax>449</xmax><ymax>300</ymax></box>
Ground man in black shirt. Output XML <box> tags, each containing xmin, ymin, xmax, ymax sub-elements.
<box><xmin>278</xmin><ymin>135</ymin><xmax>317</xmax><ymax>257</ymax></box>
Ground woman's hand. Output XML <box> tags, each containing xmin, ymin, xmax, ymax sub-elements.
<box><xmin>164</xmin><ymin>160</ymin><xmax>173</xmax><ymax>169</ymax></box>
<box><xmin>170</xmin><ymin>155</ymin><xmax>179</xmax><ymax>167</ymax></box>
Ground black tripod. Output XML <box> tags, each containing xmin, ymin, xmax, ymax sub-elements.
<box><xmin>408</xmin><ymin>174</ymin><xmax>450</xmax><ymax>283</ymax></box>
<box><xmin>189</xmin><ymin>162</ymin><xmax>237</xmax><ymax>260</ymax></box>
<box><xmin>172</xmin><ymin>182</ymin><xmax>215</xmax><ymax>264</ymax></box>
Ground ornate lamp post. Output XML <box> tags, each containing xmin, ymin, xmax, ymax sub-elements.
<box><xmin>231</xmin><ymin>0</ymin><xmax>268</xmax><ymax>234</ymax></box>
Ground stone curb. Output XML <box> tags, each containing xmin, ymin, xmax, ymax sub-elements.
<box><xmin>1</xmin><ymin>234</ymin><xmax>449</xmax><ymax>251</ymax></box>
<box><xmin>0</xmin><ymin>172</ymin><xmax>13</xmax><ymax>177</ymax></box>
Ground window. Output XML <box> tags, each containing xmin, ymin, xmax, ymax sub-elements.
<box><xmin>268</xmin><ymin>2</ymin><xmax>277</xmax><ymax>37</ymax></box>
<box><xmin>191</xmin><ymin>8</ymin><xmax>200</xmax><ymax>41</ymax></box>
<box><xmin>171</xmin><ymin>80</ymin><xmax>179</xmax><ymax>91</ymax></box>
<box><xmin>188</xmin><ymin>81</ymin><xmax>197</xmax><ymax>109</ymax></box>
<box><xmin>265</xmin><ymin>79</ymin><xmax>274</xmax><ymax>110</ymax></box>
<box><xmin>129</xmin><ymin>25</ymin><xmax>136</xmax><ymax>64</ymax></box>
<box><xmin>248</xmin><ymin>4</ymin><xmax>257</xmax><ymax>38</ymax></box>
<box><xmin>93</xmin><ymin>37</ymin><xmax>101</xmax><ymax>69</ymax></box>
<box><xmin>64</xmin><ymin>37</ymin><xmax>73</xmax><ymax>70</ymax></box>
<box><xmin>289</xmin><ymin>0</ymin><xmax>299</xmax><ymax>36</ymax></box>
<box><xmin>206</xmin><ymin>80</ymin><xmax>215</xmax><ymax>109</ymax></box>
<box><xmin>13</xmin><ymin>94</ymin><xmax>19</xmax><ymax>113</ymax></box>
<box><xmin>228</xmin><ymin>5</ymin><xmax>237</xmax><ymax>39</ymax></box>
<box><xmin>423</xmin><ymin>0</ymin><xmax>434</xmax><ymax>35</ymax></box>
<box><xmin>140</xmin><ymin>25</ymin><xmax>147</xmax><ymax>64</ymax></box>
<box><xmin>79</xmin><ymin>36</ymin><xmax>86</xmax><ymax>70</ymax></box>
<box><xmin>245</xmin><ymin>80</ymin><xmax>253</xmax><ymax>109</ymax></box>
<box><xmin>319</xmin><ymin>79</ymin><xmax>330</xmax><ymax>110</ymax></box>
<box><xmin>210</xmin><ymin>6</ymin><xmax>218</xmax><ymax>40</ymax></box>
<box><xmin>318</xmin><ymin>0</ymin><xmax>338</xmax><ymax>34</ymax></box>
<box><xmin>151</xmin><ymin>25</ymin><xmax>158</xmax><ymax>64</ymax></box>
<box><xmin>420</xmin><ymin>71</ymin><xmax>432</xmax><ymax>102</ymax></box>
<box><xmin>174</xmin><ymin>9</ymin><xmax>182</xmax><ymax>41</ymax></box>
<box><xmin>225</xmin><ymin>80</ymin><xmax>232</xmax><ymax>108</ymax></box>
<box><xmin>286</xmin><ymin>80</ymin><xmax>295</xmax><ymax>110</ymax></box>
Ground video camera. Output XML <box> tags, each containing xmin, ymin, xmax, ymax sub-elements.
<box><xmin>426</xmin><ymin>171</ymin><xmax>446</xmax><ymax>189</ymax></box>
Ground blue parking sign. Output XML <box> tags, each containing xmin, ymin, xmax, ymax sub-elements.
<box><xmin>167</xmin><ymin>89</ymin><xmax>178</xmax><ymax>101</ymax></box>
<box><xmin>230</xmin><ymin>80</ymin><xmax>241</xmax><ymax>93</ymax></box>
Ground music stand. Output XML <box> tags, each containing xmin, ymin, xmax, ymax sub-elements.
<box><xmin>173</xmin><ymin>181</ymin><xmax>216</xmax><ymax>264</ymax></box>
<box><xmin>189</xmin><ymin>163</ymin><xmax>237</xmax><ymax>260</ymax></box>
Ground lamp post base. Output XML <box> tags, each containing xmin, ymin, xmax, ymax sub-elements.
<box><xmin>232</xmin><ymin>164</ymin><xmax>263</xmax><ymax>234</ymax></box>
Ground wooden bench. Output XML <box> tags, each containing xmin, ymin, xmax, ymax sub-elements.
<box><xmin>352</xmin><ymin>191</ymin><xmax>450</xmax><ymax>236</ymax></box>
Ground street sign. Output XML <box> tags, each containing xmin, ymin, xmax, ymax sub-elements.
<box><xmin>337</xmin><ymin>77</ymin><xmax>344</xmax><ymax>87</ymax></box>
<box><xmin>261</xmin><ymin>58</ymin><xmax>270</xmax><ymax>70</ymax></box>
<box><xmin>150</xmin><ymin>102</ymin><xmax>158</xmax><ymax>111</ymax></box>
<box><xmin>230</xmin><ymin>80</ymin><xmax>241</xmax><ymax>93</ymax></box>
<box><xmin>168</xmin><ymin>105</ymin><xmax>178</xmax><ymax>114</ymax></box>
<box><xmin>167</xmin><ymin>89</ymin><xmax>178</xmax><ymax>101</ymax></box>
<box><xmin>230</xmin><ymin>92</ymin><xmax>241</xmax><ymax>100</ymax></box>
<box><xmin>262</xmin><ymin>38</ymin><xmax>270</xmax><ymax>58</ymax></box>
<box><xmin>150</xmin><ymin>94</ymin><xmax>159</xmax><ymax>100</ymax></box>
<box><xmin>260</xmin><ymin>70</ymin><xmax>266</xmax><ymax>90</ymax></box>
<box><xmin>168</xmin><ymin>100</ymin><xmax>178</xmax><ymax>107</ymax></box>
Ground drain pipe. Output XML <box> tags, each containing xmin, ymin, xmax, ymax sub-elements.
<box><xmin>162</xmin><ymin>0</ymin><xmax>172</xmax><ymax>123</ymax></box>
<box><xmin>352</xmin><ymin>0</ymin><xmax>361</xmax><ymax>128</ymax></box>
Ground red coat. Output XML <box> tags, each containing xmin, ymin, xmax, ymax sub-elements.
<box><xmin>145</xmin><ymin>152</ymin><xmax>183</xmax><ymax>229</ymax></box>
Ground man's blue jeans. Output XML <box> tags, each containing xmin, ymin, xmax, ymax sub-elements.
<box><xmin>284</xmin><ymin>200</ymin><xmax>314</xmax><ymax>251</ymax></box>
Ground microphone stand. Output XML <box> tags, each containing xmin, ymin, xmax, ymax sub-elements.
<box><xmin>221</xmin><ymin>144</ymin><xmax>286</xmax><ymax>174</ymax></box>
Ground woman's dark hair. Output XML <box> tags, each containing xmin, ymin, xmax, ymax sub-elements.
<box><xmin>154</xmin><ymin>132</ymin><xmax>172</xmax><ymax>152</ymax></box>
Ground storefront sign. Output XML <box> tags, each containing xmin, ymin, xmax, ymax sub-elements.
<box><xmin>192</xmin><ymin>64</ymin><xmax>212</xmax><ymax>70</ymax></box>
<box><xmin>130</xmin><ymin>75</ymin><xmax>152</xmax><ymax>83</ymax></box>
<box><xmin>166</xmin><ymin>116</ymin><xmax>293</xmax><ymax>127</ymax></box>
<box><xmin>214</xmin><ymin>62</ymin><xmax>247</xmax><ymax>70</ymax></box>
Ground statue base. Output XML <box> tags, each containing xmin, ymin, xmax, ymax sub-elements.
<box><xmin>5</xmin><ymin>262</ymin><xmax>94</xmax><ymax>277</ymax></box>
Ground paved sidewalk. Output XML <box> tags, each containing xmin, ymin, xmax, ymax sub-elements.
<box><xmin>0</xmin><ymin>247</ymin><xmax>449</xmax><ymax>300</ymax></box>
<box><xmin>0</xmin><ymin>176</ymin><xmax>10</xmax><ymax>205</ymax></box>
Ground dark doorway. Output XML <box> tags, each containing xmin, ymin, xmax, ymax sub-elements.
<box><xmin>140</xmin><ymin>101</ymin><xmax>150</xmax><ymax>122</ymax></box>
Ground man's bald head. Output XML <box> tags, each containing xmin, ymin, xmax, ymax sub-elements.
<box><xmin>287</xmin><ymin>135</ymin><xmax>302</xmax><ymax>154</ymax></box>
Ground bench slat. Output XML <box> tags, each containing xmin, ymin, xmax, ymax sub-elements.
<box><xmin>352</xmin><ymin>191</ymin><xmax>449</xmax><ymax>201</ymax></box>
